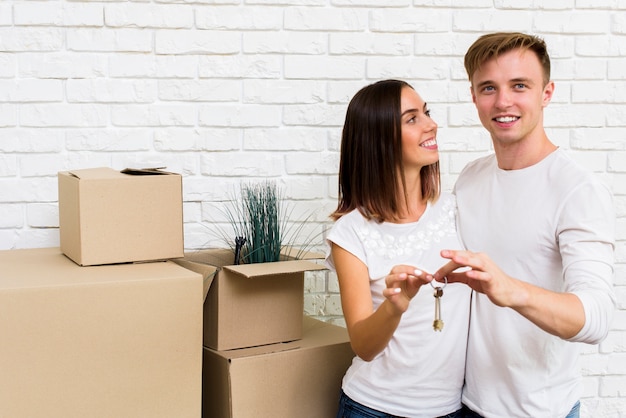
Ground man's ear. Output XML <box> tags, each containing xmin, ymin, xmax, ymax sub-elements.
<box><xmin>470</xmin><ymin>85</ymin><xmax>477</xmax><ymax>104</ymax></box>
<box><xmin>542</xmin><ymin>81</ymin><xmax>555</xmax><ymax>108</ymax></box>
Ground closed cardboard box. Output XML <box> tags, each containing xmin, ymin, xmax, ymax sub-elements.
<box><xmin>58</xmin><ymin>167</ymin><xmax>184</xmax><ymax>266</ymax></box>
<box><xmin>202</xmin><ymin>316</ymin><xmax>354</xmax><ymax>418</ymax></box>
<box><xmin>0</xmin><ymin>247</ymin><xmax>203</xmax><ymax>418</ymax></box>
<box><xmin>176</xmin><ymin>249</ymin><xmax>327</xmax><ymax>351</ymax></box>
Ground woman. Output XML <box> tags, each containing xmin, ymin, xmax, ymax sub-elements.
<box><xmin>326</xmin><ymin>80</ymin><xmax>470</xmax><ymax>418</ymax></box>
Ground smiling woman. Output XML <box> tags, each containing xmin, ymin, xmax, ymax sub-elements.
<box><xmin>325</xmin><ymin>79</ymin><xmax>471</xmax><ymax>418</ymax></box>
<box><xmin>332</xmin><ymin>80</ymin><xmax>441</xmax><ymax>224</ymax></box>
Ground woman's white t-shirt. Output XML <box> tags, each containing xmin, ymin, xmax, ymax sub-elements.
<box><xmin>326</xmin><ymin>193</ymin><xmax>471</xmax><ymax>418</ymax></box>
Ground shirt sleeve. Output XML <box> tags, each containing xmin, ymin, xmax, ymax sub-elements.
<box><xmin>558</xmin><ymin>181</ymin><xmax>616</xmax><ymax>344</ymax></box>
<box><xmin>325</xmin><ymin>212</ymin><xmax>367</xmax><ymax>273</ymax></box>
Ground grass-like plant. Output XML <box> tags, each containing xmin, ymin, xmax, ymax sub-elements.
<box><xmin>218</xmin><ymin>180</ymin><xmax>319</xmax><ymax>264</ymax></box>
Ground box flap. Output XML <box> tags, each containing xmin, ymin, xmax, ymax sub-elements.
<box><xmin>206</xmin><ymin>317</ymin><xmax>350</xmax><ymax>361</ymax></box>
<box><xmin>66</xmin><ymin>167</ymin><xmax>119</xmax><ymax>179</ymax></box>
<box><xmin>224</xmin><ymin>259</ymin><xmax>326</xmax><ymax>279</ymax></box>
<box><xmin>64</xmin><ymin>167</ymin><xmax>177</xmax><ymax>180</ymax></box>
<box><xmin>299</xmin><ymin>316</ymin><xmax>350</xmax><ymax>348</ymax></box>
<box><xmin>184</xmin><ymin>249</ymin><xmax>234</xmax><ymax>267</ymax></box>
<box><xmin>120</xmin><ymin>167</ymin><xmax>175</xmax><ymax>176</ymax></box>
<box><xmin>171</xmin><ymin>258</ymin><xmax>218</xmax><ymax>300</ymax></box>
<box><xmin>213</xmin><ymin>339</ymin><xmax>302</xmax><ymax>360</ymax></box>
<box><xmin>181</xmin><ymin>249</ymin><xmax>326</xmax><ymax>279</ymax></box>
<box><xmin>184</xmin><ymin>248</ymin><xmax>323</xmax><ymax>266</ymax></box>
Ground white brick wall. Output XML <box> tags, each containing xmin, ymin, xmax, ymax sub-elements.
<box><xmin>0</xmin><ymin>1</ymin><xmax>624</xmax><ymax>415</ymax></box>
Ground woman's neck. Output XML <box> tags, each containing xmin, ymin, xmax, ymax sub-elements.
<box><xmin>394</xmin><ymin>174</ymin><xmax>427</xmax><ymax>223</ymax></box>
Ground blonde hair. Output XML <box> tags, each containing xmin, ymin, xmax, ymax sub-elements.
<box><xmin>464</xmin><ymin>32</ymin><xmax>551</xmax><ymax>86</ymax></box>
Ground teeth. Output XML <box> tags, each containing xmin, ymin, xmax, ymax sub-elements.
<box><xmin>420</xmin><ymin>139</ymin><xmax>437</xmax><ymax>147</ymax></box>
<box><xmin>495</xmin><ymin>116</ymin><xmax>518</xmax><ymax>123</ymax></box>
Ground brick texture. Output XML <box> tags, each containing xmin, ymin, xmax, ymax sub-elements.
<box><xmin>0</xmin><ymin>2</ymin><xmax>624</xmax><ymax>415</ymax></box>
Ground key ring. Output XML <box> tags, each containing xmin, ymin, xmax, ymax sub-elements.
<box><xmin>430</xmin><ymin>276</ymin><xmax>447</xmax><ymax>290</ymax></box>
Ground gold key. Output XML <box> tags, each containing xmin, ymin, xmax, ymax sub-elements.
<box><xmin>433</xmin><ymin>287</ymin><xmax>444</xmax><ymax>331</ymax></box>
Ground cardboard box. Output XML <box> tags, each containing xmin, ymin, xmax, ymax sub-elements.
<box><xmin>58</xmin><ymin>167</ymin><xmax>184</xmax><ymax>266</ymax></box>
<box><xmin>0</xmin><ymin>247</ymin><xmax>203</xmax><ymax>418</ymax></box>
<box><xmin>175</xmin><ymin>249</ymin><xmax>326</xmax><ymax>351</ymax></box>
<box><xmin>203</xmin><ymin>316</ymin><xmax>354</xmax><ymax>418</ymax></box>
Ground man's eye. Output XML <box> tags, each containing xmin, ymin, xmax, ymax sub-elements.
<box><xmin>425</xmin><ymin>110</ymin><xmax>431</xmax><ymax>117</ymax></box>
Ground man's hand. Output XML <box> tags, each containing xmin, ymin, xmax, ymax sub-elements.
<box><xmin>433</xmin><ymin>249</ymin><xmax>527</xmax><ymax>309</ymax></box>
<box><xmin>433</xmin><ymin>249</ymin><xmax>586</xmax><ymax>339</ymax></box>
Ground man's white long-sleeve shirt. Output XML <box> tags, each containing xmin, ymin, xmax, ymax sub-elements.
<box><xmin>455</xmin><ymin>148</ymin><xmax>615</xmax><ymax>418</ymax></box>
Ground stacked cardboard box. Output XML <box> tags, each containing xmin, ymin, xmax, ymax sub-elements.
<box><xmin>58</xmin><ymin>167</ymin><xmax>184</xmax><ymax>266</ymax></box>
<box><xmin>0</xmin><ymin>247</ymin><xmax>203</xmax><ymax>418</ymax></box>
<box><xmin>203</xmin><ymin>316</ymin><xmax>355</xmax><ymax>418</ymax></box>
<box><xmin>5</xmin><ymin>166</ymin><xmax>354</xmax><ymax>418</ymax></box>
<box><xmin>175</xmin><ymin>250</ymin><xmax>355</xmax><ymax>418</ymax></box>
<box><xmin>177</xmin><ymin>248</ymin><xmax>326</xmax><ymax>350</ymax></box>
<box><xmin>0</xmin><ymin>166</ymin><xmax>207</xmax><ymax>417</ymax></box>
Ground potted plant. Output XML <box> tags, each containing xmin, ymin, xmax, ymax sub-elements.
<box><xmin>219</xmin><ymin>180</ymin><xmax>317</xmax><ymax>264</ymax></box>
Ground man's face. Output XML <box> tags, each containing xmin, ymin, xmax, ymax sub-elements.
<box><xmin>470</xmin><ymin>49</ymin><xmax>554</xmax><ymax>148</ymax></box>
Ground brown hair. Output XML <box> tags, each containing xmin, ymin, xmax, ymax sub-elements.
<box><xmin>464</xmin><ymin>32</ymin><xmax>551</xmax><ymax>86</ymax></box>
<box><xmin>330</xmin><ymin>79</ymin><xmax>440</xmax><ymax>222</ymax></box>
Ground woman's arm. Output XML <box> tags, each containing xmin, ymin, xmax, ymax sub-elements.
<box><xmin>332</xmin><ymin>243</ymin><xmax>427</xmax><ymax>361</ymax></box>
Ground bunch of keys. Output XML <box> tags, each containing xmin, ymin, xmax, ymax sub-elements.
<box><xmin>431</xmin><ymin>276</ymin><xmax>447</xmax><ymax>332</ymax></box>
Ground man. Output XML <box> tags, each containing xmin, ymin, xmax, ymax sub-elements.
<box><xmin>434</xmin><ymin>32</ymin><xmax>615</xmax><ymax>418</ymax></box>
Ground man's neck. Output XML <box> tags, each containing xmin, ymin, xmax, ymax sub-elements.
<box><xmin>493</xmin><ymin>135</ymin><xmax>557</xmax><ymax>170</ymax></box>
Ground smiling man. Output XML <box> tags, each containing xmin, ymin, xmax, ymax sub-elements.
<box><xmin>434</xmin><ymin>32</ymin><xmax>616</xmax><ymax>418</ymax></box>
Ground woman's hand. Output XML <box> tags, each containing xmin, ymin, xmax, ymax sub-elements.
<box><xmin>383</xmin><ymin>265</ymin><xmax>432</xmax><ymax>314</ymax></box>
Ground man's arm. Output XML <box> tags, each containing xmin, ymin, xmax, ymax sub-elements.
<box><xmin>433</xmin><ymin>250</ymin><xmax>587</xmax><ymax>339</ymax></box>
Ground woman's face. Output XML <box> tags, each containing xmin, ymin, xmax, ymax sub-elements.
<box><xmin>399</xmin><ymin>86</ymin><xmax>439</xmax><ymax>170</ymax></box>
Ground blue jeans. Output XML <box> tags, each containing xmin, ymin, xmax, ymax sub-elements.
<box><xmin>460</xmin><ymin>401</ymin><xmax>580</xmax><ymax>418</ymax></box>
<box><xmin>336</xmin><ymin>390</ymin><xmax>463</xmax><ymax>418</ymax></box>
<box><xmin>565</xmin><ymin>401</ymin><xmax>580</xmax><ymax>418</ymax></box>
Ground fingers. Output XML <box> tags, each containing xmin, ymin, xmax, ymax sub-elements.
<box><xmin>382</xmin><ymin>286</ymin><xmax>403</xmax><ymax>298</ymax></box>
<box><xmin>435</xmin><ymin>249</ymin><xmax>507</xmax><ymax>300</ymax></box>
<box><xmin>385</xmin><ymin>266</ymin><xmax>430</xmax><ymax>288</ymax></box>
<box><xmin>434</xmin><ymin>250</ymin><xmax>467</xmax><ymax>279</ymax></box>
<box><xmin>435</xmin><ymin>249</ymin><xmax>489</xmax><ymax>279</ymax></box>
<box><xmin>433</xmin><ymin>260</ymin><xmax>463</xmax><ymax>281</ymax></box>
<box><xmin>441</xmin><ymin>249</ymin><xmax>487</xmax><ymax>268</ymax></box>
<box><xmin>384</xmin><ymin>265</ymin><xmax>433</xmax><ymax>300</ymax></box>
<box><xmin>383</xmin><ymin>269</ymin><xmax>421</xmax><ymax>312</ymax></box>
<box><xmin>439</xmin><ymin>249</ymin><xmax>471</xmax><ymax>265</ymax></box>
<box><xmin>438</xmin><ymin>271</ymin><xmax>468</xmax><ymax>285</ymax></box>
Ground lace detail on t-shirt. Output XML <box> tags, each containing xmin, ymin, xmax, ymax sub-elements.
<box><xmin>356</xmin><ymin>197</ymin><xmax>457</xmax><ymax>260</ymax></box>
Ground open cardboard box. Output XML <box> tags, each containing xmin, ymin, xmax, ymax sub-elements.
<box><xmin>58</xmin><ymin>167</ymin><xmax>184</xmax><ymax>266</ymax></box>
<box><xmin>173</xmin><ymin>248</ymin><xmax>326</xmax><ymax>351</ymax></box>
<box><xmin>0</xmin><ymin>247</ymin><xmax>203</xmax><ymax>418</ymax></box>
<box><xmin>202</xmin><ymin>316</ymin><xmax>354</xmax><ymax>418</ymax></box>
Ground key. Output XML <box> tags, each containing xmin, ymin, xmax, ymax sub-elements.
<box><xmin>433</xmin><ymin>287</ymin><xmax>444</xmax><ymax>332</ymax></box>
